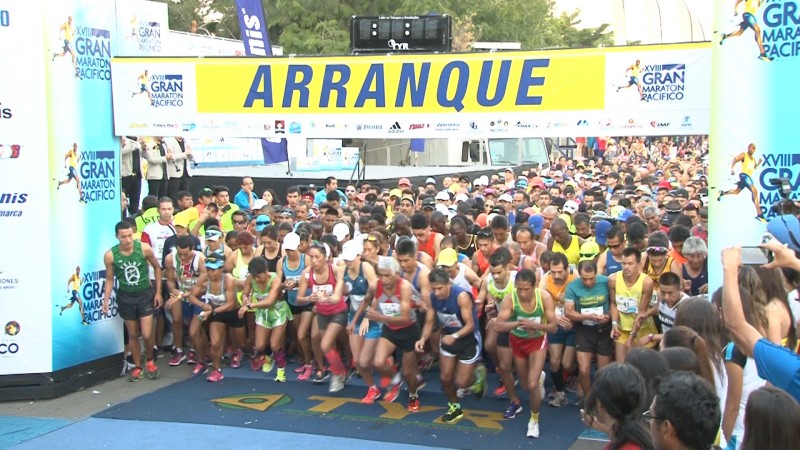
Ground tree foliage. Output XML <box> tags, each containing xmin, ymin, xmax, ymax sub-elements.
<box><xmin>157</xmin><ymin>0</ymin><xmax>612</xmax><ymax>55</ymax></box>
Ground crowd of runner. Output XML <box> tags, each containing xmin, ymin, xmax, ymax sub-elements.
<box><xmin>102</xmin><ymin>135</ymin><xmax>800</xmax><ymax>448</ymax></box>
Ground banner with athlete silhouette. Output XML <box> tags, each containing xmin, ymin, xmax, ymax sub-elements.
<box><xmin>45</xmin><ymin>0</ymin><xmax>123</xmax><ymax>372</ymax></box>
<box><xmin>114</xmin><ymin>0</ymin><xmax>168</xmax><ymax>56</ymax></box>
<box><xmin>709</xmin><ymin>0</ymin><xmax>800</xmax><ymax>287</ymax></box>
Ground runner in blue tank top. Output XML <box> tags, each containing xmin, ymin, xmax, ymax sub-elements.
<box><xmin>427</xmin><ymin>268</ymin><xmax>488</xmax><ymax>424</ymax></box>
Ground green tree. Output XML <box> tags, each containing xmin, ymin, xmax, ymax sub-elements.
<box><xmin>159</xmin><ymin>0</ymin><xmax>612</xmax><ymax>55</ymax></box>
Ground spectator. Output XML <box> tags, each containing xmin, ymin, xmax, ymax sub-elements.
<box><xmin>647</xmin><ymin>371</ymin><xmax>720</xmax><ymax>450</ymax></box>
<box><xmin>740</xmin><ymin>386</ymin><xmax>800</xmax><ymax>450</ymax></box>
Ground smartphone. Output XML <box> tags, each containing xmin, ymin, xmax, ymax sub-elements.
<box><xmin>742</xmin><ymin>246</ymin><xmax>769</xmax><ymax>265</ymax></box>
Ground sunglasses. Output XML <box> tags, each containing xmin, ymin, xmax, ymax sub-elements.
<box><xmin>647</xmin><ymin>246</ymin><xmax>669</xmax><ymax>255</ymax></box>
<box><xmin>256</xmin><ymin>221</ymin><xmax>269</xmax><ymax>226</ymax></box>
<box><xmin>606</xmin><ymin>243</ymin><xmax>621</xmax><ymax>249</ymax></box>
<box><xmin>476</xmin><ymin>230</ymin><xmax>493</xmax><ymax>238</ymax></box>
<box><xmin>233</xmin><ymin>220</ymin><xmax>246</xmax><ymax>225</ymax></box>
<box><xmin>580</xmin><ymin>252</ymin><xmax>598</xmax><ymax>258</ymax></box>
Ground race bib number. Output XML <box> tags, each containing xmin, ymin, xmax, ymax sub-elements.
<box><xmin>350</xmin><ymin>294</ymin><xmax>365</xmax><ymax>311</ymax></box>
<box><xmin>582</xmin><ymin>306</ymin><xmax>603</xmax><ymax>326</ymax></box>
<box><xmin>519</xmin><ymin>316</ymin><xmax>541</xmax><ymax>325</ymax></box>
<box><xmin>616</xmin><ymin>296</ymin><xmax>638</xmax><ymax>314</ymax></box>
<box><xmin>555</xmin><ymin>305</ymin><xmax>565</xmax><ymax>317</ymax></box>
<box><xmin>379</xmin><ymin>302</ymin><xmax>401</xmax><ymax>316</ymax></box>
<box><xmin>436</xmin><ymin>312</ymin><xmax>462</xmax><ymax>329</ymax></box>
<box><xmin>312</xmin><ymin>285</ymin><xmax>333</xmax><ymax>295</ymax></box>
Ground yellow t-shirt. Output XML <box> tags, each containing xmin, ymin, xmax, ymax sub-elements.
<box><xmin>69</xmin><ymin>274</ymin><xmax>80</xmax><ymax>291</ymax></box>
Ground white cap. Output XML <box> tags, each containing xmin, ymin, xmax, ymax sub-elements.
<box><xmin>340</xmin><ymin>240</ymin><xmax>362</xmax><ymax>261</ymax></box>
<box><xmin>563</xmin><ymin>200</ymin><xmax>579</xmax><ymax>214</ymax></box>
<box><xmin>435</xmin><ymin>203</ymin><xmax>449</xmax><ymax>215</ymax></box>
<box><xmin>498</xmin><ymin>193</ymin><xmax>513</xmax><ymax>203</ymax></box>
<box><xmin>553</xmin><ymin>170</ymin><xmax>564</xmax><ymax>178</ymax></box>
<box><xmin>252</xmin><ymin>199</ymin><xmax>268</xmax><ymax>210</ymax></box>
<box><xmin>454</xmin><ymin>193</ymin><xmax>469</xmax><ymax>203</ymax></box>
<box><xmin>282</xmin><ymin>232</ymin><xmax>301</xmax><ymax>251</ymax></box>
<box><xmin>435</xmin><ymin>191</ymin><xmax>450</xmax><ymax>201</ymax></box>
<box><xmin>473</xmin><ymin>176</ymin><xmax>488</xmax><ymax>186</ymax></box>
<box><xmin>332</xmin><ymin>223</ymin><xmax>350</xmax><ymax>242</ymax></box>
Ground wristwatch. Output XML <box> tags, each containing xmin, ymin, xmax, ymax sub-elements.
<box><xmin>451</xmin><ymin>333</ymin><xmax>460</xmax><ymax>340</ymax></box>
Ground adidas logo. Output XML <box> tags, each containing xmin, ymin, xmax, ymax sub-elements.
<box><xmin>388</xmin><ymin>122</ymin><xmax>404</xmax><ymax>133</ymax></box>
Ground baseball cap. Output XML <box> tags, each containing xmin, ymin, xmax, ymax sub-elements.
<box><xmin>398</xmin><ymin>177</ymin><xmax>411</xmax><ymax>187</ymax></box>
<box><xmin>673</xmin><ymin>188</ymin><xmax>689</xmax><ymax>199</ymax></box>
<box><xmin>422</xmin><ymin>198</ymin><xmax>436</xmax><ymax>210</ymax></box>
<box><xmin>767</xmin><ymin>214</ymin><xmax>800</xmax><ymax>253</ymax></box>
<box><xmin>658</xmin><ymin>181</ymin><xmax>672</xmax><ymax>191</ymax></box>
<box><xmin>563</xmin><ymin>200</ymin><xmax>579</xmax><ymax>214</ymax></box>
<box><xmin>425</xmin><ymin>177</ymin><xmax>436</xmax><ymax>186</ymax></box>
<box><xmin>340</xmin><ymin>240</ymin><xmax>362</xmax><ymax>262</ymax></box>
<box><xmin>280</xmin><ymin>208</ymin><xmax>296</xmax><ymax>219</ymax></box>
<box><xmin>204</xmin><ymin>227</ymin><xmax>223</xmax><ymax>241</ymax></box>
<box><xmin>553</xmin><ymin>170</ymin><xmax>564</xmax><ymax>179</ymax></box>
<box><xmin>594</xmin><ymin>220</ymin><xmax>613</xmax><ymax>245</ymax></box>
<box><xmin>198</xmin><ymin>187</ymin><xmax>213</xmax><ymax>198</ymax></box>
<box><xmin>389</xmin><ymin>188</ymin><xmax>402</xmax><ymax>198</ymax></box>
<box><xmin>483</xmin><ymin>188</ymin><xmax>497</xmax><ymax>197</ymax></box>
<box><xmin>332</xmin><ymin>222</ymin><xmax>350</xmax><ymax>242</ymax></box>
<box><xmin>636</xmin><ymin>185</ymin><xmax>653</xmax><ymax>196</ymax></box>
<box><xmin>252</xmin><ymin>199</ymin><xmax>269</xmax><ymax>211</ymax></box>
<box><xmin>497</xmin><ymin>193</ymin><xmax>513</xmax><ymax>203</ymax></box>
<box><xmin>608</xmin><ymin>171</ymin><xmax>621</xmax><ymax>180</ymax></box>
<box><xmin>616</xmin><ymin>209</ymin><xmax>634</xmax><ymax>222</ymax></box>
<box><xmin>356</xmin><ymin>192</ymin><xmax>367</xmax><ymax>202</ymax></box>
<box><xmin>255</xmin><ymin>214</ymin><xmax>271</xmax><ymax>232</ymax></box>
<box><xmin>435</xmin><ymin>191</ymin><xmax>450</xmax><ymax>201</ymax></box>
<box><xmin>437</xmin><ymin>248</ymin><xmax>458</xmax><ymax>267</ymax></box>
<box><xmin>528</xmin><ymin>215</ymin><xmax>544</xmax><ymax>235</ymax></box>
<box><xmin>454</xmin><ymin>193</ymin><xmax>469</xmax><ymax>203</ymax></box>
<box><xmin>580</xmin><ymin>241</ymin><xmax>601</xmax><ymax>262</ymax></box>
<box><xmin>173</xmin><ymin>214</ymin><xmax>191</xmax><ymax>229</ymax></box>
<box><xmin>282</xmin><ymin>232</ymin><xmax>301</xmax><ymax>251</ymax></box>
<box><xmin>516</xmin><ymin>179</ymin><xmax>528</xmax><ymax>189</ymax></box>
<box><xmin>205</xmin><ymin>250</ymin><xmax>225</xmax><ymax>270</ymax></box>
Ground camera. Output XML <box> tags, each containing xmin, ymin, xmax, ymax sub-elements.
<box><xmin>769</xmin><ymin>177</ymin><xmax>792</xmax><ymax>199</ymax></box>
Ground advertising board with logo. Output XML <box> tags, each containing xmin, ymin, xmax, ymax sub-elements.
<box><xmin>111</xmin><ymin>43</ymin><xmax>711</xmax><ymax>139</ymax></box>
<box><xmin>0</xmin><ymin>1</ymin><xmax>52</xmax><ymax>376</ymax></box>
<box><xmin>114</xmin><ymin>0</ymin><xmax>168</xmax><ymax>56</ymax></box>
<box><xmin>709</xmin><ymin>0</ymin><xmax>800</xmax><ymax>288</ymax></box>
<box><xmin>45</xmin><ymin>0</ymin><xmax>123</xmax><ymax>372</ymax></box>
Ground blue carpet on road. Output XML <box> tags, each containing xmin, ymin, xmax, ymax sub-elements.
<box><xmin>0</xmin><ymin>416</ymin><xmax>71</xmax><ymax>450</ymax></box>
<box><xmin>93</xmin><ymin>367</ymin><xmax>587</xmax><ymax>449</ymax></box>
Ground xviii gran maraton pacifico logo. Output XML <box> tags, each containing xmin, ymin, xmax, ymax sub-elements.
<box><xmin>127</xmin><ymin>15</ymin><xmax>162</xmax><ymax>52</ymax></box>
<box><xmin>131</xmin><ymin>70</ymin><xmax>184</xmax><ymax>108</ymax></box>
<box><xmin>640</xmin><ymin>63</ymin><xmax>686</xmax><ymax>102</ymax></box>
<box><xmin>79</xmin><ymin>149</ymin><xmax>117</xmax><ymax>203</ymax></box>
<box><xmin>719</xmin><ymin>0</ymin><xmax>800</xmax><ymax>61</ymax></box>
<box><xmin>51</xmin><ymin>16</ymin><xmax>111</xmax><ymax>81</ymax></box>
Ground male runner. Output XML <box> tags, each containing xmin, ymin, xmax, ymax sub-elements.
<box><xmin>132</xmin><ymin>70</ymin><xmax>153</xmax><ymax>104</ymax></box>
<box><xmin>717</xmin><ymin>143</ymin><xmax>766</xmax><ymax>221</ymax></box>
<box><xmin>102</xmin><ymin>221</ymin><xmax>163</xmax><ymax>381</ymax></box>
<box><xmin>164</xmin><ymin>235</ymin><xmax>204</xmax><ymax>366</ymax></box>
<box><xmin>57</xmin><ymin>143</ymin><xmax>84</xmax><ymax>203</ymax></box>
<box><xmin>428</xmin><ymin>268</ymin><xmax>488</xmax><ymax>424</ymax></box>
<box><xmin>608</xmin><ymin>248</ymin><xmax>657</xmax><ymax>362</ymax></box>
<box><xmin>616</xmin><ymin>59</ymin><xmax>645</xmax><ymax>101</ymax></box>
<box><xmin>540</xmin><ymin>252</ymin><xmax>577</xmax><ymax>407</ymax></box>
<box><xmin>720</xmin><ymin>0</ymin><xmax>771</xmax><ymax>61</ymax></box>
<box><xmin>60</xmin><ymin>266</ymin><xmax>88</xmax><ymax>325</ymax></box>
<box><xmin>495</xmin><ymin>269</ymin><xmax>557</xmax><ymax>438</ymax></box>
<box><xmin>51</xmin><ymin>16</ymin><xmax>79</xmax><ymax>77</ymax></box>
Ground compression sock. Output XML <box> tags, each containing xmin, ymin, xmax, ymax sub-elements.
<box><xmin>274</xmin><ymin>350</ymin><xmax>286</xmax><ymax>369</ymax></box>
<box><xmin>325</xmin><ymin>350</ymin><xmax>346</xmax><ymax>375</ymax></box>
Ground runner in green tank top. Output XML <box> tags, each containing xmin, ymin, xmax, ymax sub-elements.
<box><xmin>240</xmin><ymin>257</ymin><xmax>291</xmax><ymax>382</ymax></box>
<box><xmin>102</xmin><ymin>221</ymin><xmax>164</xmax><ymax>382</ymax></box>
<box><xmin>477</xmin><ymin>247</ymin><xmax>520</xmax><ymax>408</ymax></box>
<box><xmin>495</xmin><ymin>269</ymin><xmax>557</xmax><ymax>439</ymax></box>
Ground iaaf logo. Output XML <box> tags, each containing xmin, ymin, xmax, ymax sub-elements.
<box><xmin>408</xmin><ymin>123</ymin><xmax>429</xmax><ymax>130</ymax></box>
<box><xmin>515</xmin><ymin>121</ymin><xmax>536</xmax><ymax>129</ymax></box>
<box><xmin>650</xmin><ymin>121</ymin><xmax>670</xmax><ymax>128</ymax></box>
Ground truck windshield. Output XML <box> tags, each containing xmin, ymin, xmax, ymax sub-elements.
<box><xmin>488</xmin><ymin>138</ymin><xmax>549</xmax><ymax>166</ymax></box>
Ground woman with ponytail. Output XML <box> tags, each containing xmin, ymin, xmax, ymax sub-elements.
<box><xmin>581</xmin><ymin>363</ymin><xmax>654</xmax><ymax>450</ymax></box>
<box><xmin>661</xmin><ymin>326</ymin><xmax>717</xmax><ymax>389</ymax></box>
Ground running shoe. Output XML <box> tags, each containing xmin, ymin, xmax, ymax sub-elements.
<box><xmin>129</xmin><ymin>367</ymin><xmax>143</xmax><ymax>382</ymax></box>
<box><xmin>719</xmin><ymin>34</ymin><xmax>727</xmax><ymax>46</ymax></box>
<box><xmin>380</xmin><ymin>375</ymin><xmax>391</xmax><ymax>388</ymax></box>
<box><xmin>442</xmin><ymin>403</ymin><xmax>464</xmax><ymax>423</ymax></box>
<box><xmin>298</xmin><ymin>365</ymin><xmax>314</xmax><ymax>381</ymax></box>
<box><xmin>329</xmin><ymin>374</ymin><xmax>346</xmax><ymax>393</ymax></box>
<box><xmin>504</xmin><ymin>400</ymin><xmax>523</xmax><ymax>419</ymax></box>
<box><xmin>493</xmin><ymin>382</ymin><xmax>507</xmax><ymax>397</ymax></box>
<box><xmin>169</xmin><ymin>349</ymin><xmax>186</xmax><ymax>366</ymax></box>
<box><xmin>346</xmin><ymin>367</ymin><xmax>358</xmax><ymax>381</ymax></box>
<box><xmin>261</xmin><ymin>355</ymin><xmax>275</xmax><ymax>374</ymax></box>
<box><xmin>472</xmin><ymin>364</ymin><xmax>488</xmax><ymax>400</ymax></box>
<box><xmin>312</xmin><ymin>370</ymin><xmax>330</xmax><ymax>384</ymax></box>
<box><xmin>145</xmin><ymin>360</ymin><xmax>160</xmax><ymax>380</ymax></box>
<box><xmin>759</xmin><ymin>53</ymin><xmax>772</xmax><ymax>62</ymax></box>
<box><xmin>407</xmin><ymin>396</ymin><xmax>420</xmax><ymax>413</ymax></box>
<box><xmin>549</xmin><ymin>391</ymin><xmax>568</xmax><ymax>407</ymax></box>
<box><xmin>527</xmin><ymin>419</ymin><xmax>540</xmax><ymax>438</ymax></box>
<box><xmin>81</xmin><ymin>320</ymin><xmax>89</xmax><ymax>326</ymax></box>
<box><xmin>384</xmin><ymin>380</ymin><xmax>403</xmax><ymax>403</ymax></box>
<box><xmin>186</xmin><ymin>350</ymin><xmax>197</xmax><ymax>365</ymax></box>
<box><xmin>456</xmin><ymin>387</ymin><xmax>472</xmax><ymax>398</ymax></box>
<box><xmin>362</xmin><ymin>386</ymin><xmax>381</xmax><ymax>404</ymax></box>
<box><xmin>230</xmin><ymin>350</ymin><xmax>243</xmax><ymax>369</ymax></box>
<box><xmin>250</xmin><ymin>355</ymin><xmax>265</xmax><ymax>371</ymax></box>
<box><xmin>207</xmin><ymin>368</ymin><xmax>224</xmax><ymax>382</ymax></box>
<box><xmin>294</xmin><ymin>365</ymin><xmax>306</xmax><ymax>374</ymax></box>
<box><xmin>191</xmin><ymin>363</ymin><xmax>206</xmax><ymax>377</ymax></box>
<box><xmin>274</xmin><ymin>367</ymin><xmax>286</xmax><ymax>383</ymax></box>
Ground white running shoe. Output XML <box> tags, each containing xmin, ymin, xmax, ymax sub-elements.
<box><xmin>329</xmin><ymin>374</ymin><xmax>346</xmax><ymax>393</ymax></box>
<box><xmin>527</xmin><ymin>420</ymin><xmax>540</xmax><ymax>438</ymax></box>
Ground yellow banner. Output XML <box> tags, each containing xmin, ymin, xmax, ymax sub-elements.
<box><xmin>192</xmin><ymin>51</ymin><xmax>606</xmax><ymax>114</ymax></box>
